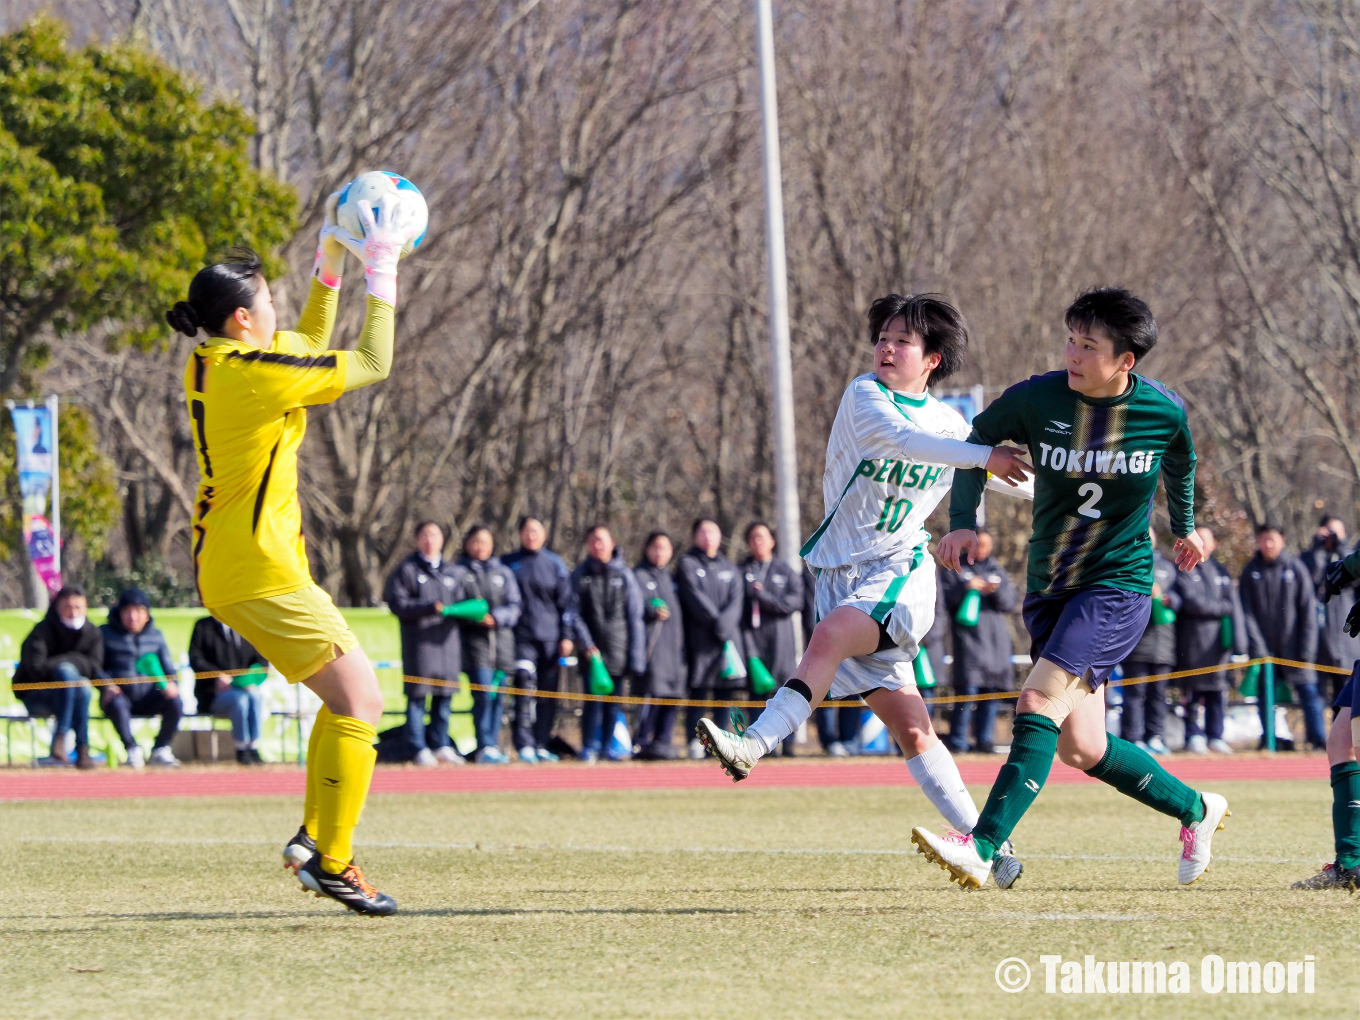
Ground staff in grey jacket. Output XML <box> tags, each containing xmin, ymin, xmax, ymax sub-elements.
<box><xmin>1175</xmin><ymin>526</ymin><xmax>1245</xmax><ymax>753</ymax></box>
<box><xmin>458</xmin><ymin>525</ymin><xmax>522</xmax><ymax>763</ymax></box>
<box><xmin>740</xmin><ymin>522</ymin><xmax>804</xmax><ymax>757</ymax></box>
<box><xmin>678</xmin><ymin>518</ymin><xmax>744</xmax><ymax>759</ymax></box>
<box><xmin>634</xmin><ymin>531</ymin><xmax>686</xmax><ymax>759</ymax></box>
<box><xmin>1240</xmin><ymin>522</ymin><xmax>1325</xmax><ymax>750</ymax></box>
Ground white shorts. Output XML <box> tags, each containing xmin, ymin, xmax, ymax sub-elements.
<box><xmin>814</xmin><ymin>550</ymin><xmax>936</xmax><ymax>700</ymax></box>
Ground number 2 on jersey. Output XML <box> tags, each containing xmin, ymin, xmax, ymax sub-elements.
<box><xmin>875</xmin><ymin>495</ymin><xmax>913</xmax><ymax>533</ymax></box>
<box><xmin>1077</xmin><ymin>482</ymin><xmax>1102</xmax><ymax>519</ymax></box>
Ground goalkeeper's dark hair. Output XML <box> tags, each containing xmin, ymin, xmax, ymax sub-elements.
<box><xmin>165</xmin><ymin>247</ymin><xmax>266</xmax><ymax>338</ymax></box>
<box><xmin>866</xmin><ymin>293</ymin><xmax>968</xmax><ymax>383</ymax></box>
<box><xmin>1064</xmin><ymin>287</ymin><xmax>1158</xmax><ymax>363</ymax></box>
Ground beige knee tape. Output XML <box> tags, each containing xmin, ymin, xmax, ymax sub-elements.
<box><xmin>1022</xmin><ymin>658</ymin><xmax>1090</xmax><ymax>723</ymax></box>
<box><xmin>1350</xmin><ymin>715</ymin><xmax>1360</xmax><ymax>751</ymax></box>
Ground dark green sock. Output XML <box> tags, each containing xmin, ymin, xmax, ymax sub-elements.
<box><xmin>971</xmin><ymin>714</ymin><xmax>1061</xmax><ymax>860</ymax></box>
<box><xmin>1330</xmin><ymin>762</ymin><xmax>1360</xmax><ymax>869</ymax></box>
<box><xmin>1085</xmin><ymin>734</ymin><xmax>1204</xmax><ymax>827</ymax></box>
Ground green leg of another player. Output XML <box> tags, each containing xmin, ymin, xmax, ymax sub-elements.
<box><xmin>970</xmin><ymin>714</ymin><xmax>1061</xmax><ymax>861</ymax></box>
<box><xmin>1084</xmin><ymin>734</ymin><xmax>1205</xmax><ymax>827</ymax></box>
<box><xmin>1331</xmin><ymin>761</ymin><xmax>1360</xmax><ymax>869</ymax></box>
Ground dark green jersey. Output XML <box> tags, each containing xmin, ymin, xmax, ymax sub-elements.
<box><xmin>950</xmin><ymin>371</ymin><xmax>1195</xmax><ymax>595</ymax></box>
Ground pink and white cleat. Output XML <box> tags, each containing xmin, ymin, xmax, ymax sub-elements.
<box><xmin>911</xmin><ymin>826</ymin><xmax>992</xmax><ymax>890</ymax></box>
<box><xmin>1178</xmin><ymin>791</ymin><xmax>1230</xmax><ymax>885</ymax></box>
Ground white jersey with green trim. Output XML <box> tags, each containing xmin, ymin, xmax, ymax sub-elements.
<box><xmin>802</xmin><ymin>374</ymin><xmax>1022</xmax><ymax>570</ymax></box>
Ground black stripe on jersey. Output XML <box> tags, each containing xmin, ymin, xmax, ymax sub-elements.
<box><xmin>252</xmin><ymin>439</ymin><xmax>281</xmax><ymax>534</ymax></box>
<box><xmin>193</xmin><ymin>352</ymin><xmax>206</xmax><ymax>392</ymax></box>
<box><xmin>191</xmin><ymin>399</ymin><xmax>212</xmax><ymax>478</ymax></box>
<box><xmin>228</xmin><ymin>350</ymin><xmax>338</xmax><ymax>369</ymax></box>
<box><xmin>192</xmin><ymin>485</ymin><xmax>213</xmax><ymax>597</ymax></box>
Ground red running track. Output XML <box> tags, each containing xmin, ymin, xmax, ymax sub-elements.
<box><xmin>0</xmin><ymin>754</ymin><xmax>1328</xmax><ymax>802</ymax></box>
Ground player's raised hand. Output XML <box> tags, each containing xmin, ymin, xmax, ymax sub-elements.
<box><xmin>331</xmin><ymin>195</ymin><xmax>415</xmax><ymax>306</ymax></box>
<box><xmin>312</xmin><ymin>189</ymin><xmax>348</xmax><ymax>287</ymax></box>
<box><xmin>937</xmin><ymin>529</ymin><xmax>979</xmax><ymax>571</ymax></box>
<box><xmin>985</xmin><ymin>445</ymin><xmax>1033</xmax><ymax>487</ymax></box>
<box><xmin>1172</xmin><ymin>530</ymin><xmax>1206</xmax><ymax>572</ymax></box>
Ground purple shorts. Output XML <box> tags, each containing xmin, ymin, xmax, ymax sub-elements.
<box><xmin>1332</xmin><ymin>662</ymin><xmax>1360</xmax><ymax>712</ymax></box>
<box><xmin>1022</xmin><ymin>586</ymin><xmax>1152</xmax><ymax>688</ymax></box>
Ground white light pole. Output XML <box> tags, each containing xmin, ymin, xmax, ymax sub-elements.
<box><xmin>754</xmin><ymin>0</ymin><xmax>801</xmax><ymax>578</ymax></box>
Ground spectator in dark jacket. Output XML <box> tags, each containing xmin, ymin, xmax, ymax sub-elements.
<box><xmin>458</xmin><ymin>525</ymin><xmax>523</xmax><ymax>763</ymax></box>
<box><xmin>1303</xmin><ymin>516</ymin><xmax>1360</xmax><ymax>701</ymax></box>
<box><xmin>1240</xmin><ymin>522</ymin><xmax>1326</xmax><ymax>750</ymax></box>
<box><xmin>1176</xmin><ymin>526</ymin><xmax>1246</xmax><ymax>753</ymax></box>
<box><xmin>383</xmin><ymin>521</ymin><xmax>467</xmax><ymax>766</ymax></box>
<box><xmin>634</xmin><ymin>531</ymin><xmax>685</xmax><ymax>759</ymax></box>
<box><xmin>1116</xmin><ymin>530</ymin><xmax>1180</xmax><ymax>753</ymax></box>
<box><xmin>740</xmin><ymin>522</ymin><xmax>804</xmax><ymax>756</ymax></box>
<box><xmin>13</xmin><ymin>585</ymin><xmax>97</xmax><ymax>768</ymax></box>
<box><xmin>100</xmin><ymin>588</ymin><xmax>182</xmax><ymax>768</ymax></box>
<box><xmin>678</xmin><ymin>518</ymin><xmax>744</xmax><ymax>759</ymax></box>
<box><xmin>189</xmin><ymin>616</ymin><xmax>268</xmax><ymax>764</ymax></box>
<box><xmin>941</xmin><ymin>530</ymin><xmax>1020</xmax><ymax>754</ymax></box>
<box><xmin>571</xmin><ymin>525</ymin><xmax>647</xmax><ymax>761</ymax></box>
<box><xmin>504</xmin><ymin>516</ymin><xmax>577</xmax><ymax>761</ymax></box>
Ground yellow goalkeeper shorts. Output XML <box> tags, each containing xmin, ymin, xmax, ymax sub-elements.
<box><xmin>210</xmin><ymin>584</ymin><xmax>359</xmax><ymax>684</ymax></box>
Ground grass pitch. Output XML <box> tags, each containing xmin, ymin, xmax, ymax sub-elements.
<box><xmin>1</xmin><ymin>777</ymin><xmax>1354</xmax><ymax>1018</ymax></box>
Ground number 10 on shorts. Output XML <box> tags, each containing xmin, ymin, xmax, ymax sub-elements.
<box><xmin>875</xmin><ymin>496</ymin><xmax>913</xmax><ymax>533</ymax></box>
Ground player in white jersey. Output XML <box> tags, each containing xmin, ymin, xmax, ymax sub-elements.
<box><xmin>697</xmin><ymin>294</ymin><xmax>1033</xmax><ymax>883</ymax></box>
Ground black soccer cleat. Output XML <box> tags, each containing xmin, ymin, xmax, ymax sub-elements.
<box><xmin>282</xmin><ymin>825</ymin><xmax>316</xmax><ymax>876</ymax></box>
<box><xmin>299</xmin><ymin>854</ymin><xmax>398</xmax><ymax>916</ymax></box>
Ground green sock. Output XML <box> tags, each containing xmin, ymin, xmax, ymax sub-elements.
<box><xmin>1084</xmin><ymin>734</ymin><xmax>1204</xmax><ymax>827</ymax></box>
<box><xmin>1330</xmin><ymin>762</ymin><xmax>1360</xmax><ymax>869</ymax></box>
<box><xmin>971</xmin><ymin>714</ymin><xmax>1061</xmax><ymax>861</ymax></box>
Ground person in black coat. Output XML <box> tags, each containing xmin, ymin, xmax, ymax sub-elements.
<box><xmin>457</xmin><ymin>525</ymin><xmax>523</xmax><ymax>763</ymax></box>
<box><xmin>569</xmin><ymin>525</ymin><xmax>647</xmax><ymax>761</ymax></box>
<box><xmin>1240</xmin><ymin>522</ymin><xmax>1326</xmax><ymax>749</ymax></box>
<box><xmin>12</xmin><ymin>585</ymin><xmax>97</xmax><ymax>768</ymax></box>
<box><xmin>634</xmin><ymin>531</ymin><xmax>686</xmax><ymax>759</ymax></box>
<box><xmin>503</xmin><ymin>515</ymin><xmax>577</xmax><ymax>760</ymax></box>
<box><xmin>740</xmin><ymin>522</ymin><xmax>804</xmax><ymax>756</ymax></box>
<box><xmin>941</xmin><ymin>530</ymin><xmax>1020</xmax><ymax>754</ymax></box>
<box><xmin>382</xmin><ymin>521</ymin><xmax>467</xmax><ymax>765</ymax></box>
<box><xmin>1302</xmin><ymin>516</ymin><xmax>1360</xmax><ymax>701</ymax></box>
<box><xmin>189</xmin><ymin>615</ymin><xmax>268</xmax><ymax>764</ymax></box>
<box><xmin>677</xmin><ymin>518</ymin><xmax>744</xmax><ymax>758</ymax></box>
<box><xmin>1114</xmin><ymin>529</ymin><xmax>1181</xmax><ymax>752</ymax></box>
<box><xmin>1175</xmin><ymin>526</ymin><xmax>1246</xmax><ymax>753</ymax></box>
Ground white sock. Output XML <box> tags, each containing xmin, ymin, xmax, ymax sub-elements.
<box><xmin>747</xmin><ymin>686</ymin><xmax>813</xmax><ymax>755</ymax></box>
<box><xmin>906</xmin><ymin>741</ymin><xmax>979</xmax><ymax>832</ymax></box>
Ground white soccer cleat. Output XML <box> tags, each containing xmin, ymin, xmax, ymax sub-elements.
<box><xmin>993</xmin><ymin>839</ymin><xmax>1023</xmax><ymax>890</ymax></box>
<box><xmin>694</xmin><ymin>719</ymin><xmax>762</xmax><ymax>782</ymax></box>
<box><xmin>911</xmin><ymin>827</ymin><xmax>992</xmax><ymax>890</ymax></box>
<box><xmin>1178</xmin><ymin>791</ymin><xmax>1230</xmax><ymax>885</ymax></box>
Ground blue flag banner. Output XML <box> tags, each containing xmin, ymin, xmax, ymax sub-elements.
<box><xmin>8</xmin><ymin>402</ymin><xmax>61</xmax><ymax>592</ymax></box>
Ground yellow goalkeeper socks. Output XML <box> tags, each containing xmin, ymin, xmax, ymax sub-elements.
<box><xmin>314</xmin><ymin>713</ymin><xmax>377</xmax><ymax>874</ymax></box>
<box><xmin>302</xmin><ymin>704</ymin><xmax>334</xmax><ymax>840</ymax></box>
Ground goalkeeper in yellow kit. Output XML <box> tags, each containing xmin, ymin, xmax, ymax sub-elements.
<box><xmin>167</xmin><ymin>193</ymin><xmax>417</xmax><ymax>915</ymax></box>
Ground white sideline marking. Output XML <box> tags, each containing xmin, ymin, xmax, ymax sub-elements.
<box><xmin>0</xmin><ymin>835</ymin><xmax>1312</xmax><ymax>865</ymax></box>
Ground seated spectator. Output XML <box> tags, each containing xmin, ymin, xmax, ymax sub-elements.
<box><xmin>189</xmin><ymin>616</ymin><xmax>269</xmax><ymax>764</ymax></box>
<box><xmin>458</xmin><ymin>525</ymin><xmax>523</xmax><ymax>763</ymax></box>
<box><xmin>99</xmin><ymin>588</ymin><xmax>182</xmax><ymax>768</ymax></box>
<box><xmin>634</xmin><ymin>531</ymin><xmax>686</xmax><ymax>759</ymax></box>
<box><xmin>571</xmin><ymin>524</ymin><xmax>647</xmax><ymax>762</ymax></box>
<box><xmin>12</xmin><ymin>585</ymin><xmax>97</xmax><ymax>769</ymax></box>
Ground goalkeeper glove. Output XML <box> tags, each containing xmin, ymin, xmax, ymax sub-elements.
<box><xmin>331</xmin><ymin>194</ymin><xmax>416</xmax><ymax>306</ymax></box>
<box><xmin>1322</xmin><ymin>556</ymin><xmax>1360</xmax><ymax>603</ymax></box>
<box><xmin>1346</xmin><ymin>601</ymin><xmax>1360</xmax><ymax>639</ymax></box>
<box><xmin>441</xmin><ymin>598</ymin><xmax>490</xmax><ymax>622</ymax></box>
<box><xmin>311</xmin><ymin>189</ymin><xmax>347</xmax><ymax>289</ymax></box>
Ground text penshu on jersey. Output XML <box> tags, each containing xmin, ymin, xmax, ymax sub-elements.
<box><xmin>950</xmin><ymin>370</ymin><xmax>1195</xmax><ymax>596</ymax></box>
<box><xmin>184</xmin><ymin>283</ymin><xmax>347</xmax><ymax>608</ymax></box>
<box><xmin>801</xmin><ymin>374</ymin><xmax>995</xmax><ymax>569</ymax></box>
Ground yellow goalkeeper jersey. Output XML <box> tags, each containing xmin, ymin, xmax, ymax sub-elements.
<box><xmin>184</xmin><ymin>280</ymin><xmax>347</xmax><ymax>608</ymax></box>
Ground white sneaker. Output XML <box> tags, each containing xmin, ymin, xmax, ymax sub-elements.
<box><xmin>911</xmin><ymin>827</ymin><xmax>992</xmax><ymax>890</ymax></box>
<box><xmin>1147</xmin><ymin>736</ymin><xmax>1169</xmax><ymax>755</ymax></box>
<box><xmin>148</xmin><ymin>745</ymin><xmax>180</xmax><ymax>768</ymax></box>
<box><xmin>1179</xmin><ymin>791</ymin><xmax>1230</xmax><ymax>885</ymax></box>
<box><xmin>1208</xmin><ymin>739</ymin><xmax>1234</xmax><ymax>755</ymax></box>
<box><xmin>688</xmin><ymin>738</ymin><xmax>706</xmax><ymax>761</ymax></box>
<box><xmin>993</xmin><ymin>840</ymin><xmax>1023</xmax><ymax>890</ymax></box>
<box><xmin>434</xmin><ymin>746</ymin><xmax>464</xmax><ymax>765</ymax></box>
<box><xmin>412</xmin><ymin>747</ymin><xmax>437</xmax><ymax>768</ymax></box>
<box><xmin>518</xmin><ymin>747</ymin><xmax>538</xmax><ymax>764</ymax></box>
<box><xmin>826</xmin><ymin>741</ymin><xmax>850</xmax><ymax>758</ymax></box>
<box><xmin>123</xmin><ymin>745</ymin><xmax>145</xmax><ymax>769</ymax></box>
<box><xmin>1186</xmin><ymin>735</ymin><xmax>1208</xmax><ymax>755</ymax></box>
<box><xmin>695</xmin><ymin>719</ymin><xmax>763</xmax><ymax>781</ymax></box>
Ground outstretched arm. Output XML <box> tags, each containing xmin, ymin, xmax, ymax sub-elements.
<box><xmin>340</xmin><ymin>297</ymin><xmax>394</xmax><ymax>392</ymax></box>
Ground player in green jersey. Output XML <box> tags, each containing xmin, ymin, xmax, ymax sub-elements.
<box><xmin>911</xmin><ymin>287</ymin><xmax>1230</xmax><ymax>889</ymax></box>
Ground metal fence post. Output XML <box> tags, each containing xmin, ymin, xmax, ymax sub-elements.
<box><xmin>1263</xmin><ymin>659</ymin><xmax>1275</xmax><ymax>753</ymax></box>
